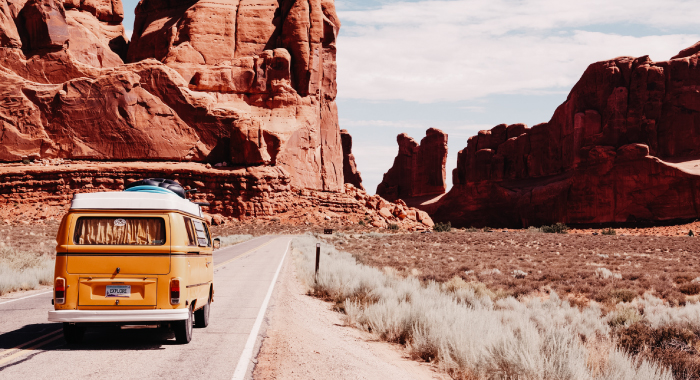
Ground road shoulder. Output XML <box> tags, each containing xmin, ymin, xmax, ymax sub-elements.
<box><xmin>0</xmin><ymin>286</ymin><xmax>52</xmax><ymax>304</ymax></box>
<box><xmin>252</xmin><ymin>250</ymin><xmax>448</xmax><ymax>380</ymax></box>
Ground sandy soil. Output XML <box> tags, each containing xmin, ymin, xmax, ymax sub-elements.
<box><xmin>253</xmin><ymin>250</ymin><xmax>449</xmax><ymax>380</ymax></box>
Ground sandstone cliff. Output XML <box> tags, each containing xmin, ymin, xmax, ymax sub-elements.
<box><xmin>0</xmin><ymin>0</ymin><xmax>432</xmax><ymax>229</ymax></box>
<box><xmin>434</xmin><ymin>46</ymin><xmax>700</xmax><ymax>228</ymax></box>
<box><xmin>0</xmin><ymin>161</ymin><xmax>433</xmax><ymax>229</ymax></box>
<box><xmin>377</xmin><ymin>128</ymin><xmax>447</xmax><ymax>203</ymax></box>
<box><xmin>0</xmin><ymin>0</ymin><xmax>346</xmax><ymax>192</ymax></box>
<box><xmin>340</xmin><ymin>129</ymin><xmax>363</xmax><ymax>190</ymax></box>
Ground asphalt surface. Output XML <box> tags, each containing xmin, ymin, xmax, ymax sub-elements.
<box><xmin>0</xmin><ymin>235</ymin><xmax>291</xmax><ymax>380</ymax></box>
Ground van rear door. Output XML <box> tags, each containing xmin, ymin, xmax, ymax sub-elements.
<box><xmin>65</xmin><ymin>215</ymin><xmax>171</xmax><ymax>275</ymax></box>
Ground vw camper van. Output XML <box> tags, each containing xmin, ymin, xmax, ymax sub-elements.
<box><xmin>48</xmin><ymin>179</ymin><xmax>218</xmax><ymax>344</ymax></box>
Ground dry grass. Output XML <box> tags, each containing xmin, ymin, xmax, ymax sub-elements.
<box><xmin>217</xmin><ymin>234</ymin><xmax>254</xmax><ymax>247</ymax></box>
<box><xmin>0</xmin><ymin>223</ymin><xmax>58</xmax><ymax>295</ymax></box>
<box><xmin>292</xmin><ymin>234</ymin><xmax>674</xmax><ymax>380</ymax></box>
<box><xmin>331</xmin><ymin>230</ymin><xmax>700</xmax><ymax>307</ymax></box>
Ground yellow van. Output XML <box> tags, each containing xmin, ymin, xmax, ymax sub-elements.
<box><xmin>48</xmin><ymin>179</ymin><xmax>219</xmax><ymax>344</ymax></box>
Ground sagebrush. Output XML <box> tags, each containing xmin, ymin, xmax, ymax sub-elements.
<box><xmin>292</xmin><ymin>235</ymin><xmax>673</xmax><ymax>380</ymax></box>
<box><xmin>0</xmin><ymin>246</ymin><xmax>54</xmax><ymax>295</ymax></box>
<box><xmin>433</xmin><ymin>222</ymin><xmax>451</xmax><ymax>232</ymax></box>
<box><xmin>217</xmin><ymin>234</ymin><xmax>254</xmax><ymax>247</ymax></box>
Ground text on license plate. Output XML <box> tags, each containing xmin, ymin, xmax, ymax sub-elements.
<box><xmin>105</xmin><ymin>285</ymin><xmax>131</xmax><ymax>298</ymax></box>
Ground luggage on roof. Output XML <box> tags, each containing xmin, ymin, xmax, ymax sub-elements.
<box><xmin>125</xmin><ymin>178</ymin><xmax>186</xmax><ymax>199</ymax></box>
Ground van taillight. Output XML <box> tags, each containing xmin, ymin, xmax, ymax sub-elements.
<box><xmin>170</xmin><ymin>278</ymin><xmax>181</xmax><ymax>305</ymax></box>
<box><xmin>55</xmin><ymin>278</ymin><xmax>66</xmax><ymax>304</ymax></box>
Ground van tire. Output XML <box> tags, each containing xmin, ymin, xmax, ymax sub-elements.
<box><xmin>174</xmin><ymin>308</ymin><xmax>193</xmax><ymax>344</ymax></box>
<box><xmin>63</xmin><ymin>323</ymin><xmax>85</xmax><ymax>344</ymax></box>
<box><xmin>195</xmin><ymin>297</ymin><xmax>210</xmax><ymax>328</ymax></box>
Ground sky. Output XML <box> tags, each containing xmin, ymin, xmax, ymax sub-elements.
<box><xmin>121</xmin><ymin>0</ymin><xmax>700</xmax><ymax>194</ymax></box>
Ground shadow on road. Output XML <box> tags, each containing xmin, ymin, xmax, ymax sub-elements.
<box><xmin>58</xmin><ymin>325</ymin><xmax>178</xmax><ymax>350</ymax></box>
<box><xmin>0</xmin><ymin>323</ymin><xmax>179</xmax><ymax>351</ymax></box>
<box><xmin>0</xmin><ymin>323</ymin><xmax>61</xmax><ymax>349</ymax></box>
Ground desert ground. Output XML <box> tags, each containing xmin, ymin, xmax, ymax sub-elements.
<box><xmin>4</xmin><ymin>219</ymin><xmax>700</xmax><ymax>379</ymax></box>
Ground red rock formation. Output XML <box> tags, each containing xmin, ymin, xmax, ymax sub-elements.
<box><xmin>377</xmin><ymin>128</ymin><xmax>447</xmax><ymax>202</ymax></box>
<box><xmin>340</xmin><ymin>129</ymin><xmax>363</xmax><ymax>190</ymax></box>
<box><xmin>0</xmin><ymin>161</ymin><xmax>433</xmax><ymax>229</ymax></box>
<box><xmin>0</xmin><ymin>0</ymin><xmax>348</xmax><ymax>192</ymax></box>
<box><xmin>434</xmin><ymin>46</ymin><xmax>700</xmax><ymax>228</ymax></box>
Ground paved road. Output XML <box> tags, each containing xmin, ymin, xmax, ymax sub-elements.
<box><xmin>0</xmin><ymin>235</ymin><xmax>291</xmax><ymax>380</ymax></box>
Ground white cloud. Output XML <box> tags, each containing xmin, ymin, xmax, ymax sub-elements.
<box><xmin>340</xmin><ymin>118</ymin><xmax>429</xmax><ymax>129</ymax></box>
<box><xmin>125</xmin><ymin>29</ymin><xmax>133</xmax><ymax>39</ymax></box>
<box><xmin>336</xmin><ymin>0</ymin><xmax>700</xmax><ymax>103</ymax></box>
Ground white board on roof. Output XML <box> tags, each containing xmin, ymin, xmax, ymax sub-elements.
<box><xmin>70</xmin><ymin>192</ymin><xmax>202</xmax><ymax>217</ymax></box>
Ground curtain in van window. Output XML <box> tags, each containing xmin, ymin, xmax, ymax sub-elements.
<box><xmin>192</xmin><ymin>220</ymin><xmax>210</xmax><ymax>247</ymax></box>
<box><xmin>74</xmin><ymin>217</ymin><xmax>165</xmax><ymax>245</ymax></box>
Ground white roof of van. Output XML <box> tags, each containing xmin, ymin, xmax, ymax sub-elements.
<box><xmin>71</xmin><ymin>192</ymin><xmax>202</xmax><ymax>217</ymax></box>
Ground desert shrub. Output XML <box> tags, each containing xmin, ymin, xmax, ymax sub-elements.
<box><xmin>512</xmin><ymin>269</ymin><xmax>528</xmax><ymax>279</ymax></box>
<box><xmin>388</xmin><ymin>223</ymin><xmax>399</xmax><ymax>231</ymax></box>
<box><xmin>616</xmin><ymin>322</ymin><xmax>700</xmax><ymax>379</ymax></box>
<box><xmin>608</xmin><ymin>306</ymin><xmax>642</xmax><ymax>328</ymax></box>
<box><xmin>480</xmin><ymin>268</ymin><xmax>501</xmax><ymax>276</ymax></box>
<box><xmin>0</xmin><ymin>247</ymin><xmax>54</xmax><ymax>295</ymax></box>
<box><xmin>292</xmin><ymin>235</ymin><xmax>672</xmax><ymax>380</ymax></box>
<box><xmin>592</xmin><ymin>288</ymin><xmax>637</xmax><ymax>305</ymax></box>
<box><xmin>610</xmin><ymin>289</ymin><xmax>638</xmax><ymax>303</ymax></box>
<box><xmin>658</xmin><ymin>290</ymin><xmax>687</xmax><ymax>307</ymax></box>
<box><xmin>624</xmin><ymin>272</ymin><xmax>644</xmax><ymax>281</ymax></box>
<box><xmin>465</xmin><ymin>226</ymin><xmax>479</xmax><ymax>232</ymax></box>
<box><xmin>601</xmin><ymin>227</ymin><xmax>616</xmax><ymax>235</ymax></box>
<box><xmin>217</xmin><ymin>234</ymin><xmax>254</xmax><ymax>247</ymax></box>
<box><xmin>637</xmin><ymin>294</ymin><xmax>700</xmax><ymax>329</ymax></box>
<box><xmin>595</xmin><ymin>267</ymin><xmax>622</xmax><ymax>280</ymax></box>
<box><xmin>679</xmin><ymin>283</ymin><xmax>700</xmax><ymax>295</ymax></box>
<box><xmin>433</xmin><ymin>222</ymin><xmax>451</xmax><ymax>232</ymax></box>
<box><xmin>674</xmin><ymin>274</ymin><xmax>695</xmax><ymax>284</ymax></box>
<box><xmin>540</xmin><ymin>223</ymin><xmax>569</xmax><ymax>234</ymax></box>
<box><xmin>358</xmin><ymin>220</ymin><xmax>365</xmax><ymax>226</ymax></box>
<box><xmin>482</xmin><ymin>226</ymin><xmax>493</xmax><ymax>232</ymax></box>
<box><xmin>442</xmin><ymin>276</ymin><xmax>510</xmax><ymax>302</ymax></box>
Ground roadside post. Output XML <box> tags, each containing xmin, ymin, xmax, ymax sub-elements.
<box><xmin>315</xmin><ymin>243</ymin><xmax>320</xmax><ymax>283</ymax></box>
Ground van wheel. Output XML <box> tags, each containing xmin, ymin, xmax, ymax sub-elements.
<box><xmin>174</xmin><ymin>308</ymin><xmax>193</xmax><ymax>344</ymax></box>
<box><xmin>195</xmin><ymin>297</ymin><xmax>210</xmax><ymax>328</ymax></box>
<box><xmin>63</xmin><ymin>323</ymin><xmax>85</xmax><ymax>344</ymax></box>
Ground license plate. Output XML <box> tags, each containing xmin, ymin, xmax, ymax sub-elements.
<box><xmin>106</xmin><ymin>285</ymin><xmax>131</xmax><ymax>298</ymax></box>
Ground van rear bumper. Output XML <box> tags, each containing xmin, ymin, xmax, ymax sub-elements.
<box><xmin>48</xmin><ymin>309</ymin><xmax>189</xmax><ymax>323</ymax></box>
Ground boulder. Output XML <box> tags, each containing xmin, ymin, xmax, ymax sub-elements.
<box><xmin>434</xmin><ymin>45</ymin><xmax>700</xmax><ymax>227</ymax></box>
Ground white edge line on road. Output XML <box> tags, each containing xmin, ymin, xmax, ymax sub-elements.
<box><xmin>0</xmin><ymin>290</ymin><xmax>52</xmax><ymax>306</ymax></box>
<box><xmin>231</xmin><ymin>238</ymin><xmax>291</xmax><ymax>380</ymax></box>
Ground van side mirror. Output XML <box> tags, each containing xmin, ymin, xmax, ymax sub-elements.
<box><xmin>213</xmin><ymin>238</ymin><xmax>221</xmax><ymax>250</ymax></box>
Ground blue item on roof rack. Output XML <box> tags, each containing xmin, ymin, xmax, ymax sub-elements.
<box><xmin>124</xmin><ymin>185</ymin><xmax>179</xmax><ymax>196</ymax></box>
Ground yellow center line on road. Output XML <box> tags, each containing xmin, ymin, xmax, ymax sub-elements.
<box><xmin>0</xmin><ymin>329</ymin><xmax>62</xmax><ymax>358</ymax></box>
<box><xmin>0</xmin><ymin>333</ymin><xmax>63</xmax><ymax>367</ymax></box>
<box><xmin>214</xmin><ymin>237</ymin><xmax>278</xmax><ymax>270</ymax></box>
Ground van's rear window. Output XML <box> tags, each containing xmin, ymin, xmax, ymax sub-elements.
<box><xmin>73</xmin><ymin>217</ymin><xmax>166</xmax><ymax>245</ymax></box>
